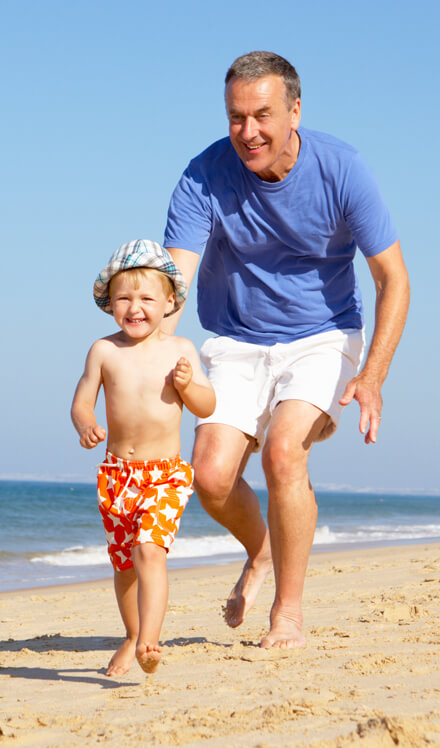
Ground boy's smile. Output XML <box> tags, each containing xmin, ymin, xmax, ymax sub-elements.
<box><xmin>110</xmin><ymin>272</ymin><xmax>175</xmax><ymax>341</ymax></box>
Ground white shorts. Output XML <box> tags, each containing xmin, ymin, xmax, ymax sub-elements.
<box><xmin>196</xmin><ymin>329</ymin><xmax>365</xmax><ymax>451</ymax></box>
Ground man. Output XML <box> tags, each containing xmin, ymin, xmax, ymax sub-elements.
<box><xmin>162</xmin><ymin>51</ymin><xmax>410</xmax><ymax>648</ymax></box>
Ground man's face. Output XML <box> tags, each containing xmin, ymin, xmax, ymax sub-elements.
<box><xmin>225</xmin><ymin>74</ymin><xmax>301</xmax><ymax>182</ymax></box>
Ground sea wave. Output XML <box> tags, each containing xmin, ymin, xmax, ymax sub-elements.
<box><xmin>31</xmin><ymin>545</ymin><xmax>108</xmax><ymax>567</ymax></box>
<box><xmin>30</xmin><ymin>535</ymin><xmax>244</xmax><ymax>567</ymax></box>
<box><xmin>28</xmin><ymin>523</ymin><xmax>440</xmax><ymax>568</ymax></box>
<box><xmin>314</xmin><ymin>523</ymin><xmax>440</xmax><ymax>544</ymax></box>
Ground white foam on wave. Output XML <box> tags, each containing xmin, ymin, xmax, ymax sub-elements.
<box><xmin>314</xmin><ymin>523</ymin><xmax>440</xmax><ymax>544</ymax></box>
<box><xmin>30</xmin><ymin>523</ymin><xmax>440</xmax><ymax>567</ymax></box>
<box><xmin>170</xmin><ymin>534</ymin><xmax>242</xmax><ymax>558</ymax></box>
<box><xmin>30</xmin><ymin>535</ymin><xmax>243</xmax><ymax>567</ymax></box>
<box><xmin>313</xmin><ymin>526</ymin><xmax>339</xmax><ymax>544</ymax></box>
<box><xmin>31</xmin><ymin>545</ymin><xmax>108</xmax><ymax>567</ymax></box>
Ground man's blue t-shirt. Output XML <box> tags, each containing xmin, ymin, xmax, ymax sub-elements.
<box><xmin>164</xmin><ymin>127</ymin><xmax>398</xmax><ymax>345</ymax></box>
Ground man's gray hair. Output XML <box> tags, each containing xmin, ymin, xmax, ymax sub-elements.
<box><xmin>225</xmin><ymin>51</ymin><xmax>301</xmax><ymax>106</ymax></box>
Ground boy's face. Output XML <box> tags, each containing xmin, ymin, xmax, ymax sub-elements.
<box><xmin>110</xmin><ymin>271</ymin><xmax>175</xmax><ymax>340</ymax></box>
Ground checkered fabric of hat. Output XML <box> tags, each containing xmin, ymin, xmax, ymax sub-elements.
<box><xmin>93</xmin><ymin>239</ymin><xmax>187</xmax><ymax>316</ymax></box>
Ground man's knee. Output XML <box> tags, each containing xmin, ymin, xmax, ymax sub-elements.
<box><xmin>192</xmin><ymin>440</ymin><xmax>240</xmax><ymax>511</ymax></box>
<box><xmin>192</xmin><ymin>425</ymin><xmax>251</xmax><ymax>503</ymax></box>
<box><xmin>192</xmin><ymin>451</ymin><xmax>232</xmax><ymax>501</ymax></box>
<box><xmin>262</xmin><ymin>434</ymin><xmax>310</xmax><ymax>485</ymax></box>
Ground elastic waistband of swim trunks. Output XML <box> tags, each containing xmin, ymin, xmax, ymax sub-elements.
<box><xmin>102</xmin><ymin>450</ymin><xmax>182</xmax><ymax>472</ymax></box>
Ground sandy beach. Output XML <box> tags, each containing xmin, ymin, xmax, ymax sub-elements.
<box><xmin>1</xmin><ymin>542</ymin><xmax>439</xmax><ymax>747</ymax></box>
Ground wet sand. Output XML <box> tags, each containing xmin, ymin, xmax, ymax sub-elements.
<box><xmin>1</xmin><ymin>543</ymin><xmax>439</xmax><ymax>747</ymax></box>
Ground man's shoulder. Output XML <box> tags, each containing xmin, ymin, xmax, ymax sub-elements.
<box><xmin>300</xmin><ymin>126</ymin><xmax>358</xmax><ymax>160</ymax></box>
<box><xmin>187</xmin><ymin>137</ymin><xmax>236</xmax><ymax>173</ymax></box>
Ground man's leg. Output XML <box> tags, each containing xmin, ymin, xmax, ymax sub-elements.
<box><xmin>107</xmin><ymin>566</ymin><xmax>138</xmax><ymax>676</ymax></box>
<box><xmin>260</xmin><ymin>399</ymin><xmax>329</xmax><ymax>649</ymax></box>
<box><xmin>192</xmin><ymin>423</ymin><xmax>272</xmax><ymax>627</ymax></box>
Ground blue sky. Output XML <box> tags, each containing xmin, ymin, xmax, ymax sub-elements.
<box><xmin>1</xmin><ymin>0</ymin><xmax>439</xmax><ymax>492</ymax></box>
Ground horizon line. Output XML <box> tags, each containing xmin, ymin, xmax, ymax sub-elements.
<box><xmin>0</xmin><ymin>474</ymin><xmax>439</xmax><ymax>497</ymax></box>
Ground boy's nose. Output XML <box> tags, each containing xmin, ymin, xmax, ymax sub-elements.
<box><xmin>128</xmin><ymin>299</ymin><xmax>141</xmax><ymax>312</ymax></box>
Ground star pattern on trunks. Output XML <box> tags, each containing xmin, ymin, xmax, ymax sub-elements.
<box><xmin>137</xmin><ymin>527</ymin><xmax>155</xmax><ymax>544</ymax></box>
<box><xmin>97</xmin><ymin>453</ymin><xmax>194</xmax><ymax>571</ymax></box>
<box><xmin>132</xmin><ymin>468</ymin><xmax>145</xmax><ymax>484</ymax></box>
<box><xmin>149</xmin><ymin>465</ymin><xmax>165</xmax><ymax>482</ymax></box>
<box><xmin>161</xmin><ymin>503</ymin><xmax>179</xmax><ymax>523</ymax></box>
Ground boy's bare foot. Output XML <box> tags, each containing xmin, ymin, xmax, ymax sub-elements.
<box><xmin>106</xmin><ymin>637</ymin><xmax>137</xmax><ymax>676</ymax></box>
<box><xmin>260</xmin><ymin>610</ymin><xmax>306</xmax><ymax>649</ymax></box>
<box><xmin>223</xmin><ymin>554</ymin><xmax>272</xmax><ymax>628</ymax></box>
<box><xmin>136</xmin><ymin>642</ymin><xmax>162</xmax><ymax>674</ymax></box>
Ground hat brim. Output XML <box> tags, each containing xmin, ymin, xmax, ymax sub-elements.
<box><xmin>93</xmin><ymin>240</ymin><xmax>187</xmax><ymax>316</ymax></box>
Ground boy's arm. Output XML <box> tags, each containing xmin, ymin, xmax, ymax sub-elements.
<box><xmin>172</xmin><ymin>341</ymin><xmax>216</xmax><ymax>418</ymax></box>
<box><xmin>71</xmin><ymin>341</ymin><xmax>107</xmax><ymax>449</ymax></box>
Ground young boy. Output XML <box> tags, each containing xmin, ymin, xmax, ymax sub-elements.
<box><xmin>71</xmin><ymin>239</ymin><xmax>215</xmax><ymax>676</ymax></box>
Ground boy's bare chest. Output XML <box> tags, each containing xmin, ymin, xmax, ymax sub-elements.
<box><xmin>102</xmin><ymin>349</ymin><xmax>177</xmax><ymax>399</ymax></box>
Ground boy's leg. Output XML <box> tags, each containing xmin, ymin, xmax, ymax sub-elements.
<box><xmin>107</xmin><ymin>566</ymin><xmax>138</xmax><ymax>676</ymax></box>
<box><xmin>132</xmin><ymin>542</ymin><xmax>168</xmax><ymax>673</ymax></box>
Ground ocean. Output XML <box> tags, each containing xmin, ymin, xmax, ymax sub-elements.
<box><xmin>1</xmin><ymin>480</ymin><xmax>439</xmax><ymax>592</ymax></box>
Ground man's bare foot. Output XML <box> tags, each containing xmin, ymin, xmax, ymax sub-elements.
<box><xmin>136</xmin><ymin>642</ymin><xmax>162</xmax><ymax>674</ymax></box>
<box><xmin>223</xmin><ymin>553</ymin><xmax>272</xmax><ymax>628</ymax></box>
<box><xmin>106</xmin><ymin>637</ymin><xmax>137</xmax><ymax>676</ymax></box>
<box><xmin>260</xmin><ymin>610</ymin><xmax>306</xmax><ymax>649</ymax></box>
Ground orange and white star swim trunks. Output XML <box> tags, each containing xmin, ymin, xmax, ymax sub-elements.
<box><xmin>97</xmin><ymin>450</ymin><xmax>194</xmax><ymax>571</ymax></box>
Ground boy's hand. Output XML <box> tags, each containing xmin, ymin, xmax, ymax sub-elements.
<box><xmin>173</xmin><ymin>357</ymin><xmax>193</xmax><ymax>392</ymax></box>
<box><xmin>79</xmin><ymin>425</ymin><xmax>106</xmax><ymax>449</ymax></box>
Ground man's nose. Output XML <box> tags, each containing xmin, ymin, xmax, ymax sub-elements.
<box><xmin>241</xmin><ymin>116</ymin><xmax>258</xmax><ymax>140</ymax></box>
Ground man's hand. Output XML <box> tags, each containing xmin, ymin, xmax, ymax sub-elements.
<box><xmin>340</xmin><ymin>241</ymin><xmax>409</xmax><ymax>446</ymax></box>
<box><xmin>79</xmin><ymin>425</ymin><xmax>106</xmax><ymax>449</ymax></box>
<box><xmin>339</xmin><ymin>374</ymin><xmax>382</xmax><ymax>444</ymax></box>
<box><xmin>173</xmin><ymin>357</ymin><xmax>193</xmax><ymax>392</ymax></box>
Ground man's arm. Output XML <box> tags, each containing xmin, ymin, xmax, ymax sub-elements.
<box><xmin>339</xmin><ymin>240</ymin><xmax>410</xmax><ymax>444</ymax></box>
<box><xmin>161</xmin><ymin>248</ymin><xmax>201</xmax><ymax>334</ymax></box>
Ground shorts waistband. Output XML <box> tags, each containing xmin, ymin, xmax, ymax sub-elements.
<box><xmin>101</xmin><ymin>450</ymin><xmax>182</xmax><ymax>472</ymax></box>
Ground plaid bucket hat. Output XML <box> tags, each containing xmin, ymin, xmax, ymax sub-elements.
<box><xmin>93</xmin><ymin>239</ymin><xmax>187</xmax><ymax>317</ymax></box>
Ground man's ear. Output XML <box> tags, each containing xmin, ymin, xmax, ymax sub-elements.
<box><xmin>290</xmin><ymin>98</ymin><xmax>301</xmax><ymax>130</ymax></box>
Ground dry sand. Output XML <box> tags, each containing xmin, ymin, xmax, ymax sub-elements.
<box><xmin>1</xmin><ymin>543</ymin><xmax>439</xmax><ymax>747</ymax></box>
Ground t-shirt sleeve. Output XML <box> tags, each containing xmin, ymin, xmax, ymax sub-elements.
<box><xmin>342</xmin><ymin>152</ymin><xmax>398</xmax><ymax>258</ymax></box>
<box><xmin>164</xmin><ymin>164</ymin><xmax>213</xmax><ymax>255</ymax></box>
